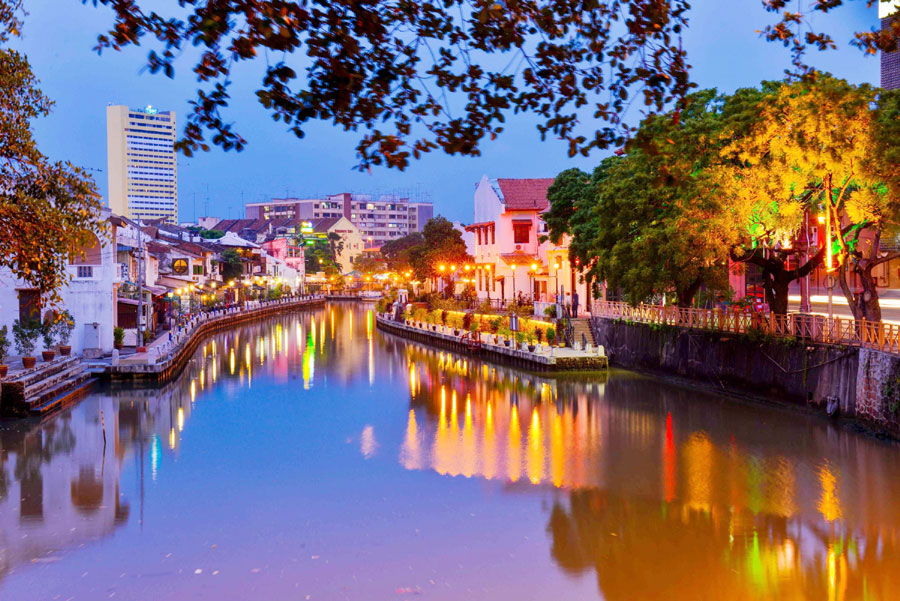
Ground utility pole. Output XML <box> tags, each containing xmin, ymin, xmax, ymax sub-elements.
<box><xmin>136</xmin><ymin>219</ymin><xmax>145</xmax><ymax>348</ymax></box>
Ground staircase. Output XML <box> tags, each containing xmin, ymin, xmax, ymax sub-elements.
<box><xmin>1</xmin><ymin>356</ymin><xmax>94</xmax><ymax>416</ymax></box>
<box><xmin>571</xmin><ymin>318</ymin><xmax>597</xmax><ymax>349</ymax></box>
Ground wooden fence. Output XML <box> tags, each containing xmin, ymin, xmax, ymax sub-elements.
<box><xmin>591</xmin><ymin>301</ymin><xmax>900</xmax><ymax>354</ymax></box>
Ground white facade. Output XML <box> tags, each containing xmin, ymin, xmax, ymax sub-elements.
<box><xmin>0</xmin><ymin>210</ymin><xmax>118</xmax><ymax>358</ymax></box>
<box><xmin>107</xmin><ymin>105</ymin><xmax>178</xmax><ymax>223</ymax></box>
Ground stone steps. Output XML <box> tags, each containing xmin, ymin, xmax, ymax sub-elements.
<box><xmin>1</xmin><ymin>356</ymin><xmax>94</xmax><ymax>417</ymax></box>
<box><xmin>28</xmin><ymin>370</ymin><xmax>94</xmax><ymax>415</ymax></box>
<box><xmin>571</xmin><ymin>319</ymin><xmax>597</xmax><ymax>347</ymax></box>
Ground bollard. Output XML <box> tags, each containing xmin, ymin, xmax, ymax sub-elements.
<box><xmin>111</xmin><ymin>349</ymin><xmax>119</xmax><ymax>366</ymax></box>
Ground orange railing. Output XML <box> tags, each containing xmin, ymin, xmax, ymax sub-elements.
<box><xmin>591</xmin><ymin>301</ymin><xmax>900</xmax><ymax>354</ymax></box>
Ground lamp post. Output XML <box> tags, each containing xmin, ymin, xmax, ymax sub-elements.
<box><xmin>510</xmin><ymin>263</ymin><xmax>517</xmax><ymax>303</ymax></box>
<box><xmin>824</xmin><ymin>204</ymin><xmax>834</xmax><ymax>322</ymax></box>
<box><xmin>530</xmin><ymin>263</ymin><xmax>538</xmax><ymax>303</ymax></box>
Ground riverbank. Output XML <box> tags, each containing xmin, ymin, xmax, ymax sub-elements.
<box><xmin>102</xmin><ymin>295</ymin><xmax>325</xmax><ymax>382</ymax></box>
<box><xmin>590</xmin><ymin>316</ymin><xmax>900</xmax><ymax>439</ymax></box>
<box><xmin>376</xmin><ymin>315</ymin><xmax>607</xmax><ymax>371</ymax></box>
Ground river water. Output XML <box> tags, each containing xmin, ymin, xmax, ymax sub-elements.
<box><xmin>0</xmin><ymin>304</ymin><xmax>898</xmax><ymax>601</ymax></box>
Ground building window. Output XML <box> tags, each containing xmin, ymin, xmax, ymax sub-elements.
<box><xmin>76</xmin><ymin>265</ymin><xmax>94</xmax><ymax>278</ymax></box>
<box><xmin>193</xmin><ymin>264</ymin><xmax>204</xmax><ymax>276</ymax></box>
<box><xmin>491</xmin><ymin>226</ymin><xmax>496</xmax><ymax>245</ymax></box>
<box><xmin>513</xmin><ymin>223</ymin><xmax>530</xmax><ymax>244</ymax></box>
<box><xmin>477</xmin><ymin>228</ymin><xmax>482</xmax><ymax>245</ymax></box>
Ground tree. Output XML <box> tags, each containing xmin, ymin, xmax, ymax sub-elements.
<box><xmin>326</xmin><ymin>231</ymin><xmax>344</xmax><ymax>261</ymax></box>
<box><xmin>709</xmin><ymin>81</ymin><xmax>829</xmax><ymax>315</ymax></box>
<box><xmin>408</xmin><ymin>217</ymin><xmax>472</xmax><ymax>293</ymax></box>
<box><xmin>83</xmin><ymin>1</ymin><xmax>891</xmax><ymax>170</ymax></box>
<box><xmin>381</xmin><ymin>232</ymin><xmax>424</xmax><ymax>273</ymax></box>
<box><xmin>545</xmin><ymin>91</ymin><xmax>734</xmax><ymax>307</ymax></box>
<box><xmin>1</xmin><ymin>3</ymin><xmax>104</xmax><ymax>302</ymax></box>
<box><xmin>219</xmin><ymin>248</ymin><xmax>244</xmax><ymax>282</ymax></box>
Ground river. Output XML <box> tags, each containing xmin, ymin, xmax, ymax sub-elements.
<box><xmin>0</xmin><ymin>304</ymin><xmax>897</xmax><ymax>600</ymax></box>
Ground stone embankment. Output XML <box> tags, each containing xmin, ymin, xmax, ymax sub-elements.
<box><xmin>104</xmin><ymin>295</ymin><xmax>325</xmax><ymax>382</ymax></box>
<box><xmin>376</xmin><ymin>315</ymin><xmax>607</xmax><ymax>371</ymax></box>
<box><xmin>591</xmin><ymin>317</ymin><xmax>900</xmax><ymax>438</ymax></box>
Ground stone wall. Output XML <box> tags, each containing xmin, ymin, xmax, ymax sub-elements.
<box><xmin>591</xmin><ymin>317</ymin><xmax>900</xmax><ymax>438</ymax></box>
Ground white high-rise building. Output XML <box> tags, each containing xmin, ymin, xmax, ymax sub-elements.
<box><xmin>106</xmin><ymin>105</ymin><xmax>178</xmax><ymax>222</ymax></box>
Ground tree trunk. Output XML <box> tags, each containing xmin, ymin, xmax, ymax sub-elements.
<box><xmin>770</xmin><ymin>277</ymin><xmax>790</xmax><ymax>316</ymax></box>
<box><xmin>676</xmin><ymin>277</ymin><xmax>702</xmax><ymax>308</ymax></box>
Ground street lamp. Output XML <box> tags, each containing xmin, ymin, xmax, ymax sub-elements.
<box><xmin>530</xmin><ymin>263</ymin><xmax>538</xmax><ymax>302</ymax></box>
<box><xmin>510</xmin><ymin>263</ymin><xmax>517</xmax><ymax>302</ymax></box>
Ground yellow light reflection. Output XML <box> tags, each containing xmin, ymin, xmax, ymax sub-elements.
<box><xmin>177</xmin><ymin>407</ymin><xmax>185</xmax><ymax>432</ymax></box>
<box><xmin>527</xmin><ymin>408</ymin><xmax>544</xmax><ymax>484</ymax></box>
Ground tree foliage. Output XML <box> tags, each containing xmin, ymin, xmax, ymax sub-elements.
<box><xmin>381</xmin><ymin>232</ymin><xmax>424</xmax><ymax>272</ymax></box>
<box><xmin>408</xmin><ymin>217</ymin><xmax>472</xmax><ymax>282</ymax></box>
<box><xmin>219</xmin><ymin>248</ymin><xmax>244</xmax><ymax>281</ymax></box>
<box><xmin>1</xmin><ymin>4</ymin><xmax>104</xmax><ymax>302</ymax></box>
<box><xmin>81</xmin><ymin>0</ymin><xmax>895</xmax><ymax>170</ymax></box>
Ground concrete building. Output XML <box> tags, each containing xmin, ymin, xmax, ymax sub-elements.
<box><xmin>245</xmin><ymin>193</ymin><xmax>434</xmax><ymax>246</ymax></box>
<box><xmin>106</xmin><ymin>105</ymin><xmax>178</xmax><ymax>223</ymax></box>
<box><xmin>882</xmin><ymin>1</ymin><xmax>900</xmax><ymax>89</ymax></box>
<box><xmin>0</xmin><ymin>208</ymin><xmax>119</xmax><ymax>357</ymax></box>
<box><xmin>465</xmin><ymin>176</ymin><xmax>593</xmax><ymax>314</ymax></box>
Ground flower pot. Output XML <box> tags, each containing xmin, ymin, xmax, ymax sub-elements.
<box><xmin>528</xmin><ymin>344</ymin><xmax>536</xmax><ymax>352</ymax></box>
<box><xmin>42</xmin><ymin>350</ymin><xmax>55</xmax><ymax>362</ymax></box>
<box><xmin>136</xmin><ymin>346</ymin><xmax>147</xmax><ymax>353</ymax></box>
<box><xmin>114</xmin><ymin>343</ymin><xmax>123</xmax><ymax>350</ymax></box>
<box><xmin>0</xmin><ymin>365</ymin><xmax>7</xmax><ymax>378</ymax></box>
<box><xmin>504</xmin><ymin>340</ymin><xmax>510</xmax><ymax>347</ymax></box>
<box><xmin>22</xmin><ymin>356</ymin><xmax>36</xmax><ymax>369</ymax></box>
<box><xmin>59</xmin><ymin>345</ymin><xmax>72</xmax><ymax>356</ymax></box>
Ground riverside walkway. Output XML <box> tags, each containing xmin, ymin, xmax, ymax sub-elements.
<box><xmin>376</xmin><ymin>314</ymin><xmax>608</xmax><ymax>371</ymax></box>
<box><xmin>104</xmin><ymin>295</ymin><xmax>325</xmax><ymax>381</ymax></box>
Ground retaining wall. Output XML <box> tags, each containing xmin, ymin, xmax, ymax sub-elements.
<box><xmin>591</xmin><ymin>317</ymin><xmax>900</xmax><ymax>438</ymax></box>
<box><xmin>104</xmin><ymin>297</ymin><xmax>325</xmax><ymax>382</ymax></box>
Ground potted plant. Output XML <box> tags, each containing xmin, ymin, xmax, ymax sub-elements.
<box><xmin>40</xmin><ymin>318</ymin><xmax>56</xmax><ymax>361</ymax></box>
<box><xmin>113</xmin><ymin>326</ymin><xmax>125</xmax><ymax>350</ymax></box>
<box><xmin>546</xmin><ymin>328</ymin><xmax>556</xmax><ymax>348</ymax></box>
<box><xmin>13</xmin><ymin>318</ymin><xmax>40</xmax><ymax>369</ymax></box>
<box><xmin>499</xmin><ymin>326</ymin><xmax>512</xmax><ymax>347</ymax></box>
<box><xmin>54</xmin><ymin>310</ymin><xmax>75</xmax><ymax>356</ymax></box>
<box><xmin>516</xmin><ymin>331</ymin><xmax>526</xmax><ymax>350</ymax></box>
<box><xmin>0</xmin><ymin>325</ymin><xmax>9</xmax><ymax>378</ymax></box>
<box><xmin>533</xmin><ymin>327</ymin><xmax>544</xmax><ymax>352</ymax></box>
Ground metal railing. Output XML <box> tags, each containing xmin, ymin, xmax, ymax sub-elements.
<box><xmin>592</xmin><ymin>300</ymin><xmax>900</xmax><ymax>354</ymax></box>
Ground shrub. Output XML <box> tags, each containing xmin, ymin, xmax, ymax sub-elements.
<box><xmin>41</xmin><ymin>315</ymin><xmax>57</xmax><ymax>350</ymax></box>
<box><xmin>546</xmin><ymin>328</ymin><xmax>556</xmax><ymax>345</ymax></box>
<box><xmin>543</xmin><ymin>305</ymin><xmax>557</xmax><ymax>319</ymax></box>
<box><xmin>54</xmin><ymin>310</ymin><xmax>75</xmax><ymax>345</ymax></box>
<box><xmin>13</xmin><ymin>319</ymin><xmax>40</xmax><ymax>357</ymax></box>
<box><xmin>490</xmin><ymin>317</ymin><xmax>502</xmax><ymax>333</ymax></box>
<box><xmin>534</xmin><ymin>328</ymin><xmax>544</xmax><ymax>343</ymax></box>
<box><xmin>440</xmin><ymin>309</ymin><xmax>448</xmax><ymax>325</ymax></box>
<box><xmin>462</xmin><ymin>312</ymin><xmax>473</xmax><ymax>330</ymax></box>
<box><xmin>113</xmin><ymin>326</ymin><xmax>125</xmax><ymax>346</ymax></box>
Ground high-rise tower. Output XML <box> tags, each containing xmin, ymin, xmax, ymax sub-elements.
<box><xmin>106</xmin><ymin>105</ymin><xmax>178</xmax><ymax>222</ymax></box>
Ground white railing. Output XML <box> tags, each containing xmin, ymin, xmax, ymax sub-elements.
<box><xmin>141</xmin><ymin>295</ymin><xmax>324</xmax><ymax>366</ymax></box>
<box><xmin>592</xmin><ymin>300</ymin><xmax>900</xmax><ymax>354</ymax></box>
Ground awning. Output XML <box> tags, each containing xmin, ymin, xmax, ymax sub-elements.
<box><xmin>511</xmin><ymin>218</ymin><xmax>533</xmax><ymax>224</ymax></box>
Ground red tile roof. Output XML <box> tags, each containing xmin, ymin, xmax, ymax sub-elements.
<box><xmin>496</xmin><ymin>178</ymin><xmax>554</xmax><ymax>211</ymax></box>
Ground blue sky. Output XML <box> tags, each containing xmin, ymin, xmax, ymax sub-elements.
<box><xmin>11</xmin><ymin>1</ymin><xmax>881</xmax><ymax>224</ymax></box>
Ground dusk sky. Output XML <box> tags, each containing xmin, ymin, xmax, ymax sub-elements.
<box><xmin>13</xmin><ymin>1</ymin><xmax>881</xmax><ymax>224</ymax></box>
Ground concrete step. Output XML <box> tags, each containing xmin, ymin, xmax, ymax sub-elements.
<box><xmin>28</xmin><ymin>372</ymin><xmax>94</xmax><ymax>414</ymax></box>
<box><xmin>23</xmin><ymin>364</ymin><xmax>87</xmax><ymax>399</ymax></box>
<box><xmin>8</xmin><ymin>356</ymin><xmax>81</xmax><ymax>387</ymax></box>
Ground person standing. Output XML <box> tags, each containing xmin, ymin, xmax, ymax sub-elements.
<box><xmin>572</xmin><ymin>290</ymin><xmax>580</xmax><ymax>318</ymax></box>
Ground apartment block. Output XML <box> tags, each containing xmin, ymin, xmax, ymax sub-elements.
<box><xmin>107</xmin><ymin>105</ymin><xmax>178</xmax><ymax>222</ymax></box>
<box><xmin>246</xmin><ymin>193</ymin><xmax>433</xmax><ymax>246</ymax></box>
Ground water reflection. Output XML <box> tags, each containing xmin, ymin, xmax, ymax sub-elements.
<box><xmin>393</xmin><ymin>341</ymin><xmax>900</xmax><ymax>601</ymax></box>
<box><xmin>0</xmin><ymin>304</ymin><xmax>898</xmax><ymax>601</ymax></box>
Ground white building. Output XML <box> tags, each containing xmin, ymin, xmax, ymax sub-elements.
<box><xmin>0</xmin><ymin>208</ymin><xmax>119</xmax><ymax>358</ymax></box>
<box><xmin>107</xmin><ymin>105</ymin><xmax>178</xmax><ymax>223</ymax></box>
